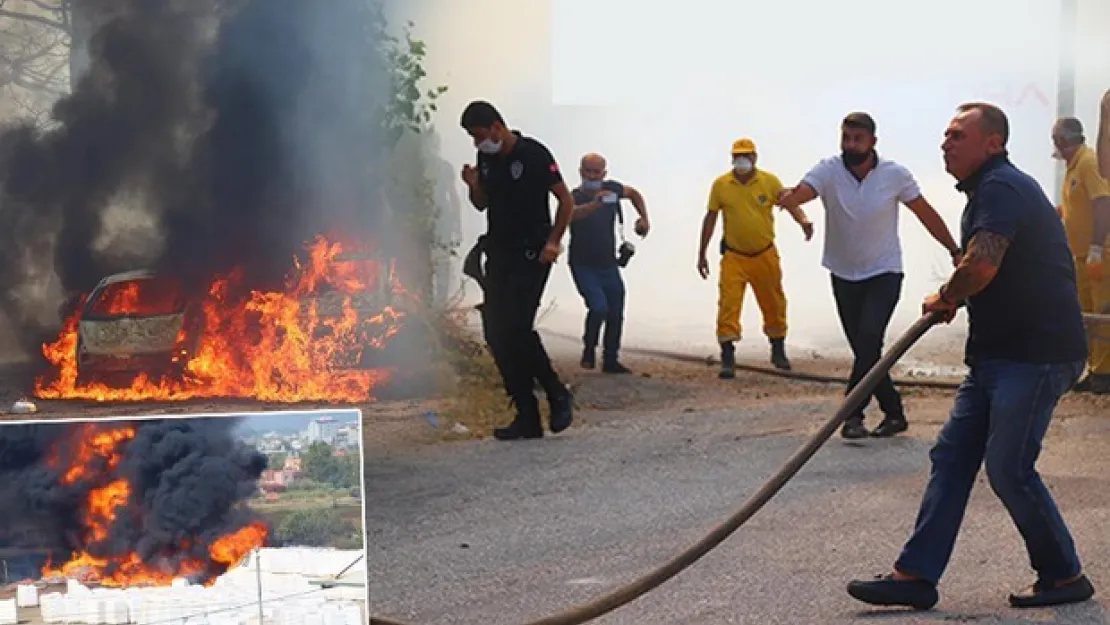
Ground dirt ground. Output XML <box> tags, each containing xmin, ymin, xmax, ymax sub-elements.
<box><xmin>360</xmin><ymin>332</ymin><xmax>1110</xmax><ymax>456</ymax></box>
<box><xmin>1</xmin><ymin>329</ymin><xmax>1105</xmax><ymax>453</ymax></box>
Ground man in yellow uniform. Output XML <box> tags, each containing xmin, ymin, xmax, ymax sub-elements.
<box><xmin>1054</xmin><ymin>117</ymin><xmax>1110</xmax><ymax>394</ymax></box>
<box><xmin>697</xmin><ymin>138</ymin><xmax>814</xmax><ymax>379</ymax></box>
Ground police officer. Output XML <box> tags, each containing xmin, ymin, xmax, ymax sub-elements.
<box><xmin>459</xmin><ymin>100</ymin><xmax>576</xmax><ymax>441</ymax></box>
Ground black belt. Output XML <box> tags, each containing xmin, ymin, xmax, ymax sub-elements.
<box><xmin>720</xmin><ymin>240</ymin><xmax>773</xmax><ymax>258</ymax></box>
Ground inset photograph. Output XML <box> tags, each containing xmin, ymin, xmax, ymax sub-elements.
<box><xmin>0</xmin><ymin>409</ymin><xmax>366</xmax><ymax>625</ymax></box>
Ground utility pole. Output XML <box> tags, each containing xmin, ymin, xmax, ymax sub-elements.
<box><xmin>255</xmin><ymin>548</ymin><xmax>264</xmax><ymax>625</ymax></box>
<box><xmin>1054</xmin><ymin>0</ymin><xmax>1079</xmax><ymax>204</ymax></box>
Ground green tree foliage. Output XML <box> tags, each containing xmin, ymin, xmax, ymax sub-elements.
<box><xmin>380</xmin><ymin>20</ymin><xmax>448</xmax><ymax>143</ymax></box>
<box><xmin>274</xmin><ymin>508</ymin><xmax>348</xmax><ymax>547</ymax></box>
<box><xmin>300</xmin><ymin>441</ymin><xmax>360</xmax><ymax>489</ymax></box>
<box><xmin>376</xmin><ymin>19</ymin><xmax>451</xmax><ymax>304</ymax></box>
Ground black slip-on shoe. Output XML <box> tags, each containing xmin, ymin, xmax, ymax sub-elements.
<box><xmin>847</xmin><ymin>574</ymin><xmax>939</xmax><ymax>610</ymax></box>
<box><xmin>1009</xmin><ymin>574</ymin><xmax>1095</xmax><ymax>608</ymax></box>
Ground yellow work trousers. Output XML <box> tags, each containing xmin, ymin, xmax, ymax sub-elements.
<box><xmin>1077</xmin><ymin>257</ymin><xmax>1110</xmax><ymax>375</ymax></box>
<box><xmin>716</xmin><ymin>244</ymin><xmax>788</xmax><ymax>343</ymax></box>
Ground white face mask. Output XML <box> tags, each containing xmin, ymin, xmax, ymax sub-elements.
<box><xmin>478</xmin><ymin>138</ymin><xmax>502</xmax><ymax>154</ymax></box>
<box><xmin>733</xmin><ymin>156</ymin><xmax>753</xmax><ymax>174</ymax></box>
<box><xmin>581</xmin><ymin>179</ymin><xmax>603</xmax><ymax>190</ymax></box>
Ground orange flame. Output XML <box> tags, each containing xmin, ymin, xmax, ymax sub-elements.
<box><xmin>41</xmin><ymin>423</ymin><xmax>268</xmax><ymax>587</ymax></box>
<box><xmin>33</xmin><ymin>235</ymin><xmax>406</xmax><ymax>403</ymax></box>
<box><xmin>210</xmin><ymin>522</ymin><xmax>269</xmax><ymax>566</ymax></box>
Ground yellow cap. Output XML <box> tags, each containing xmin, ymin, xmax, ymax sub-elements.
<box><xmin>731</xmin><ymin>138</ymin><xmax>757</xmax><ymax>154</ymax></box>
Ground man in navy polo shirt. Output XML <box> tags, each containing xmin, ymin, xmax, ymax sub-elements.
<box><xmin>568</xmin><ymin>153</ymin><xmax>650</xmax><ymax>373</ymax></box>
<box><xmin>847</xmin><ymin>103</ymin><xmax>1093</xmax><ymax>610</ymax></box>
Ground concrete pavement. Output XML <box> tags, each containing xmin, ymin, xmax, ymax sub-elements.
<box><xmin>367</xmin><ymin>394</ymin><xmax>1110</xmax><ymax>625</ymax></box>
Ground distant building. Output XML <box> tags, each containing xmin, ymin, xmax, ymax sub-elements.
<box><xmin>333</xmin><ymin>424</ymin><xmax>360</xmax><ymax>450</ymax></box>
<box><xmin>257</xmin><ymin>432</ymin><xmax>288</xmax><ymax>454</ymax></box>
<box><xmin>305</xmin><ymin>417</ymin><xmax>341</xmax><ymax>445</ymax></box>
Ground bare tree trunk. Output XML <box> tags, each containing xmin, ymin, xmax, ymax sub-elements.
<box><xmin>67</xmin><ymin>0</ymin><xmax>111</xmax><ymax>89</ymax></box>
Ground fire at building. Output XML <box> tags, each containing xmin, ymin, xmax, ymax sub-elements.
<box><xmin>0</xmin><ymin>419</ymin><xmax>269</xmax><ymax>588</ymax></box>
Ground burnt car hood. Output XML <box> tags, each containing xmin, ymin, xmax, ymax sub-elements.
<box><xmin>79</xmin><ymin>314</ymin><xmax>185</xmax><ymax>356</ymax></box>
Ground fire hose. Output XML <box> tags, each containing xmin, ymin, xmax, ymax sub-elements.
<box><xmin>369</xmin><ymin>310</ymin><xmax>944</xmax><ymax>625</ymax></box>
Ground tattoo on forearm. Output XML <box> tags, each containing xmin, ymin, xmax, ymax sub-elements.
<box><xmin>965</xmin><ymin>230</ymin><xmax>1011</xmax><ymax>266</ymax></box>
<box><xmin>941</xmin><ymin>230</ymin><xmax>1011</xmax><ymax>301</ymax></box>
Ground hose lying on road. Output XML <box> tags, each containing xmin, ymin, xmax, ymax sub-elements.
<box><xmin>543</xmin><ymin>330</ymin><xmax>961</xmax><ymax>390</ymax></box>
<box><xmin>369</xmin><ymin>311</ymin><xmax>943</xmax><ymax>625</ymax></box>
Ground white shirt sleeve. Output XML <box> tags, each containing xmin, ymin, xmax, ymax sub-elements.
<box><xmin>801</xmin><ymin>157</ymin><xmax>836</xmax><ymax>197</ymax></box>
<box><xmin>895</xmin><ymin>164</ymin><xmax>923</xmax><ymax>204</ymax></box>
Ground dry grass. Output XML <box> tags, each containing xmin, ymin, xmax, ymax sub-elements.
<box><xmin>399</xmin><ymin>289</ymin><xmax>515</xmax><ymax>440</ymax></box>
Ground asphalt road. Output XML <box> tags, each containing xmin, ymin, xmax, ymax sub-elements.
<box><xmin>367</xmin><ymin>394</ymin><xmax>1110</xmax><ymax>625</ymax></box>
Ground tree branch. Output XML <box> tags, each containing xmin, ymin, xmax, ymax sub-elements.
<box><xmin>0</xmin><ymin>7</ymin><xmax>68</xmax><ymax>33</ymax></box>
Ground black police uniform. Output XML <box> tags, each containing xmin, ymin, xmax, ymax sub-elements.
<box><xmin>475</xmin><ymin>130</ymin><xmax>572</xmax><ymax>437</ymax></box>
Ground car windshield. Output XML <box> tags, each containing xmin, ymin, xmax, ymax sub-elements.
<box><xmin>86</xmin><ymin>276</ymin><xmax>186</xmax><ymax>317</ymax></box>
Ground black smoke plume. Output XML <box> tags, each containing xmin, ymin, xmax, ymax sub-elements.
<box><xmin>0</xmin><ymin>0</ymin><xmax>390</xmax><ymax>357</ymax></box>
<box><xmin>0</xmin><ymin>418</ymin><xmax>268</xmax><ymax>582</ymax></box>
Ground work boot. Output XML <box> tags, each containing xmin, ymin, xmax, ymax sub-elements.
<box><xmin>494</xmin><ymin>394</ymin><xmax>544</xmax><ymax>441</ymax></box>
<box><xmin>548</xmin><ymin>387</ymin><xmax>574</xmax><ymax>434</ymax></box>
<box><xmin>769</xmin><ymin>337</ymin><xmax>791</xmax><ymax>370</ymax></box>
<box><xmin>493</xmin><ymin>416</ymin><xmax>544</xmax><ymax>441</ymax></box>
<box><xmin>871</xmin><ymin>416</ymin><xmax>909</xmax><ymax>438</ymax></box>
<box><xmin>602</xmin><ymin>353</ymin><xmax>631</xmax><ymax>374</ymax></box>
<box><xmin>1089</xmin><ymin>374</ymin><xmax>1110</xmax><ymax>395</ymax></box>
<box><xmin>580</xmin><ymin>347</ymin><xmax>596</xmax><ymax>370</ymax></box>
<box><xmin>841</xmin><ymin>417</ymin><xmax>869</xmax><ymax>440</ymax></box>
<box><xmin>719</xmin><ymin>341</ymin><xmax>736</xmax><ymax>379</ymax></box>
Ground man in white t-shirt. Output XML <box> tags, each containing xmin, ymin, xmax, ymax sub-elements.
<box><xmin>779</xmin><ymin>112</ymin><xmax>960</xmax><ymax>440</ymax></box>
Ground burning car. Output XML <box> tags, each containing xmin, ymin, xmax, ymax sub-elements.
<box><xmin>74</xmin><ymin>270</ymin><xmax>201</xmax><ymax>387</ymax></box>
<box><xmin>52</xmin><ymin>238</ymin><xmax>405</xmax><ymax>399</ymax></box>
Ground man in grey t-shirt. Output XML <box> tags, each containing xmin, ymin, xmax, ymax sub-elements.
<box><xmin>779</xmin><ymin>112</ymin><xmax>960</xmax><ymax>440</ymax></box>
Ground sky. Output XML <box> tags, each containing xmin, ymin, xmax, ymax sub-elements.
<box><xmin>389</xmin><ymin>0</ymin><xmax>1110</xmax><ymax>356</ymax></box>
<box><xmin>233</xmin><ymin>409</ymin><xmax>362</xmax><ymax>434</ymax></box>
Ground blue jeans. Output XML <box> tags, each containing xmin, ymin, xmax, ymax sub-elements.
<box><xmin>895</xmin><ymin>359</ymin><xmax>1086</xmax><ymax>585</ymax></box>
<box><xmin>570</xmin><ymin>264</ymin><xmax>626</xmax><ymax>362</ymax></box>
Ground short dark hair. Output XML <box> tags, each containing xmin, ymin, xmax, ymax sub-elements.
<box><xmin>957</xmin><ymin>102</ymin><xmax>1010</xmax><ymax>146</ymax></box>
<box><xmin>1056</xmin><ymin>116</ymin><xmax>1085</xmax><ymax>144</ymax></box>
<box><xmin>841</xmin><ymin>112</ymin><xmax>876</xmax><ymax>135</ymax></box>
<box><xmin>460</xmin><ymin>100</ymin><xmax>504</xmax><ymax>130</ymax></box>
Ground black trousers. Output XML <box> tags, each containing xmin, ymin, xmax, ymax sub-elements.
<box><xmin>482</xmin><ymin>251</ymin><xmax>565</xmax><ymax>421</ymax></box>
<box><xmin>831</xmin><ymin>271</ymin><xmax>905</xmax><ymax>422</ymax></box>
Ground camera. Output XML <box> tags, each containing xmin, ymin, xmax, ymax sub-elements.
<box><xmin>616</xmin><ymin>241</ymin><xmax>636</xmax><ymax>267</ymax></box>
